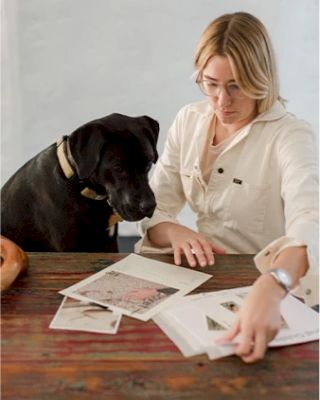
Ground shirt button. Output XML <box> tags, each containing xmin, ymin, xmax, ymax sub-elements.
<box><xmin>305</xmin><ymin>289</ymin><xmax>312</xmax><ymax>295</ymax></box>
<box><xmin>218</xmin><ymin>168</ymin><xmax>224</xmax><ymax>174</ymax></box>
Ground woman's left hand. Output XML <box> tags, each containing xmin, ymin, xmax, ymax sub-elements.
<box><xmin>216</xmin><ymin>274</ymin><xmax>285</xmax><ymax>363</ymax></box>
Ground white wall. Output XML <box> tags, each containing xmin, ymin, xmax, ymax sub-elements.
<box><xmin>1</xmin><ymin>0</ymin><xmax>318</xmax><ymax>235</ymax></box>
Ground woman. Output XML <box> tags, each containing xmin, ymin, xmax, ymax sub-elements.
<box><xmin>135</xmin><ymin>12</ymin><xmax>318</xmax><ymax>362</ymax></box>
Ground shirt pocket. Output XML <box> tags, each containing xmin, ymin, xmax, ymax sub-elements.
<box><xmin>224</xmin><ymin>180</ymin><xmax>269</xmax><ymax>233</ymax></box>
<box><xmin>180</xmin><ymin>169</ymin><xmax>205</xmax><ymax>211</ymax></box>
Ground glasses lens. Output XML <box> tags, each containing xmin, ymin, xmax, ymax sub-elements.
<box><xmin>198</xmin><ymin>80</ymin><xmax>245</xmax><ymax>99</ymax></box>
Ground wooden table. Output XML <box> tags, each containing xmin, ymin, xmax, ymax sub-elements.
<box><xmin>1</xmin><ymin>253</ymin><xmax>318</xmax><ymax>400</ymax></box>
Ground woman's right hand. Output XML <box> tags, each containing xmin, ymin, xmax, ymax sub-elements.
<box><xmin>166</xmin><ymin>224</ymin><xmax>225</xmax><ymax>267</ymax></box>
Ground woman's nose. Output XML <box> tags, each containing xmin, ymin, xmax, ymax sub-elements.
<box><xmin>215</xmin><ymin>87</ymin><xmax>232</xmax><ymax>107</ymax></box>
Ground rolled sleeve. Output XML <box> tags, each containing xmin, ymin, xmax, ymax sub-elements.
<box><xmin>254</xmin><ymin>236</ymin><xmax>319</xmax><ymax>307</ymax></box>
<box><xmin>254</xmin><ymin>122</ymin><xmax>319</xmax><ymax>307</ymax></box>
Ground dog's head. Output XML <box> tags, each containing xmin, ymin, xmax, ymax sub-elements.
<box><xmin>68</xmin><ymin>113</ymin><xmax>159</xmax><ymax>221</ymax></box>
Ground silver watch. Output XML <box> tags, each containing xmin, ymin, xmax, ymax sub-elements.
<box><xmin>268</xmin><ymin>268</ymin><xmax>293</xmax><ymax>293</ymax></box>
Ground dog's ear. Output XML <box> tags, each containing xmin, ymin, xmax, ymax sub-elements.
<box><xmin>68</xmin><ymin>123</ymin><xmax>106</xmax><ymax>180</ymax></box>
<box><xmin>141</xmin><ymin>116</ymin><xmax>159</xmax><ymax>163</ymax></box>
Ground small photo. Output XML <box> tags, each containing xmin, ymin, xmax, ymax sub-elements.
<box><xmin>206</xmin><ymin>316</ymin><xmax>227</xmax><ymax>331</ymax></box>
<box><xmin>49</xmin><ymin>297</ymin><xmax>121</xmax><ymax>334</ymax></box>
<box><xmin>280</xmin><ymin>315</ymin><xmax>289</xmax><ymax>330</ymax></box>
<box><xmin>74</xmin><ymin>270</ymin><xmax>179</xmax><ymax>315</ymax></box>
<box><xmin>220</xmin><ymin>301</ymin><xmax>240</xmax><ymax>313</ymax></box>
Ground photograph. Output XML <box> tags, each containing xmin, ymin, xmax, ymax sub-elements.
<box><xmin>49</xmin><ymin>297</ymin><xmax>121</xmax><ymax>334</ymax></box>
<box><xmin>220</xmin><ymin>300</ymin><xmax>240</xmax><ymax>313</ymax></box>
<box><xmin>74</xmin><ymin>270</ymin><xmax>179</xmax><ymax>314</ymax></box>
<box><xmin>206</xmin><ymin>316</ymin><xmax>227</xmax><ymax>331</ymax></box>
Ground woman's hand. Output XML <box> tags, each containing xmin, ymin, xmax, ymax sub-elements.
<box><xmin>216</xmin><ymin>274</ymin><xmax>285</xmax><ymax>363</ymax></box>
<box><xmin>166</xmin><ymin>224</ymin><xmax>225</xmax><ymax>267</ymax></box>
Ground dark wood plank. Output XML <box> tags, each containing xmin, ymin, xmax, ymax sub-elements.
<box><xmin>1</xmin><ymin>253</ymin><xmax>318</xmax><ymax>400</ymax></box>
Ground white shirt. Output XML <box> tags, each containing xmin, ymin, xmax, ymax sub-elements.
<box><xmin>135</xmin><ymin>100</ymin><xmax>319</xmax><ymax>307</ymax></box>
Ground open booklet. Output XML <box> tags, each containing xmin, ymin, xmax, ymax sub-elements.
<box><xmin>153</xmin><ymin>286</ymin><xmax>319</xmax><ymax>360</ymax></box>
<box><xmin>59</xmin><ymin>254</ymin><xmax>211</xmax><ymax>321</ymax></box>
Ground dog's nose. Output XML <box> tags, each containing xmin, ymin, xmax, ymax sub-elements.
<box><xmin>139</xmin><ymin>202</ymin><xmax>156</xmax><ymax>218</ymax></box>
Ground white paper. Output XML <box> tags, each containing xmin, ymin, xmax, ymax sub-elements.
<box><xmin>59</xmin><ymin>254</ymin><xmax>211</xmax><ymax>321</ymax></box>
<box><xmin>153</xmin><ymin>286</ymin><xmax>319</xmax><ymax>360</ymax></box>
<box><xmin>49</xmin><ymin>297</ymin><xmax>122</xmax><ymax>334</ymax></box>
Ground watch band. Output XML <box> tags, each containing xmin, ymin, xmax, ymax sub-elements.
<box><xmin>268</xmin><ymin>268</ymin><xmax>293</xmax><ymax>293</ymax></box>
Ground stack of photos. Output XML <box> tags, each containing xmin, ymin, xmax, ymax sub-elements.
<box><xmin>153</xmin><ymin>286</ymin><xmax>319</xmax><ymax>360</ymax></box>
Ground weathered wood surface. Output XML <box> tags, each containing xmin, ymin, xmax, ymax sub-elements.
<box><xmin>1</xmin><ymin>253</ymin><xmax>318</xmax><ymax>400</ymax></box>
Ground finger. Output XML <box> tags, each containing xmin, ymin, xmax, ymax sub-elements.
<box><xmin>189</xmin><ymin>241</ymin><xmax>207</xmax><ymax>267</ymax></box>
<box><xmin>215</xmin><ymin>318</ymin><xmax>240</xmax><ymax>344</ymax></box>
<box><xmin>210</xmin><ymin>243</ymin><xmax>226</xmax><ymax>255</ymax></box>
<box><xmin>182</xmin><ymin>244</ymin><xmax>197</xmax><ymax>268</ymax></box>
<box><xmin>173</xmin><ymin>247</ymin><xmax>182</xmax><ymax>266</ymax></box>
<box><xmin>199</xmin><ymin>240</ymin><xmax>215</xmax><ymax>266</ymax></box>
<box><xmin>235</xmin><ymin>330</ymin><xmax>254</xmax><ymax>356</ymax></box>
<box><xmin>241</xmin><ymin>332</ymin><xmax>267</xmax><ymax>363</ymax></box>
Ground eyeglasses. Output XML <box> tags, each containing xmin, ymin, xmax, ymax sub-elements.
<box><xmin>197</xmin><ymin>80</ymin><xmax>247</xmax><ymax>99</ymax></box>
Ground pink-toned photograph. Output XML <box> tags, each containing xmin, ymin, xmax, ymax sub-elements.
<box><xmin>75</xmin><ymin>271</ymin><xmax>178</xmax><ymax>314</ymax></box>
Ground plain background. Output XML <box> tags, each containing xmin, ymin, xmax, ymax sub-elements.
<box><xmin>1</xmin><ymin>0</ymin><xmax>318</xmax><ymax>235</ymax></box>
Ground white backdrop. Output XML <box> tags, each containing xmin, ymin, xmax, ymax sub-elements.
<box><xmin>1</xmin><ymin>0</ymin><xmax>318</xmax><ymax>235</ymax></box>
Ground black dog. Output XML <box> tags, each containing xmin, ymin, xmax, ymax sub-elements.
<box><xmin>1</xmin><ymin>113</ymin><xmax>159</xmax><ymax>252</ymax></box>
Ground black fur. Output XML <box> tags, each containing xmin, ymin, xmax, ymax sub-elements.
<box><xmin>1</xmin><ymin>113</ymin><xmax>159</xmax><ymax>252</ymax></box>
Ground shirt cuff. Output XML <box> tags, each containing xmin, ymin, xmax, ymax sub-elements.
<box><xmin>254</xmin><ymin>236</ymin><xmax>319</xmax><ymax>307</ymax></box>
<box><xmin>134</xmin><ymin>235</ymin><xmax>174</xmax><ymax>254</ymax></box>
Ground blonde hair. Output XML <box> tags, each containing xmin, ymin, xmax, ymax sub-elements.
<box><xmin>194</xmin><ymin>12</ymin><xmax>283</xmax><ymax>113</ymax></box>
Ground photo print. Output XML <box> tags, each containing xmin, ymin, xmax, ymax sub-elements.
<box><xmin>220</xmin><ymin>300</ymin><xmax>240</xmax><ymax>313</ymax></box>
<box><xmin>74</xmin><ymin>270</ymin><xmax>179</xmax><ymax>314</ymax></box>
<box><xmin>206</xmin><ymin>316</ymin><xmax>227</xmax><ymax>331</ymax></box>
<box><xmin>50</xmin><ymin>297</ymin><xmax>121</xmax><ymax>334</ymax></box>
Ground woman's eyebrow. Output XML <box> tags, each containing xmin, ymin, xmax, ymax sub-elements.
<box><xmin>203</xmin><ymin>75</ymin><xmax>218</xmax><ymax>81</ymax></box>
<box><xmin>203</xmin><ymin>75</ymin><xmax>237</xmax><ymax>83</ymax></box>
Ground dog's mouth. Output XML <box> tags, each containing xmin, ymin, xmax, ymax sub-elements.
<box><xmin>107</xmin><ymin>194</ymin><xmax>156</xmax><ymax>222</ymax></box>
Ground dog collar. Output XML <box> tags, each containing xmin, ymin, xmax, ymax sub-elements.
<box><xmin>56</xmin><ymin>137</ymin><xmax>107</xmax><ymax>201</ymax></box>
<box><xmin>56</xmin><ymin>136</ymin><xmax>74</xmax><ymax>179</ymax></box>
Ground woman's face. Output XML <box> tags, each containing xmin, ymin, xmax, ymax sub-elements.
<box><xmin>201</xmin><ymin>56</ymin><xmax>257</xmax><ymax>128</ymax></box>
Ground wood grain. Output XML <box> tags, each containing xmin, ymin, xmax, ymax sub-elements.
<box><xmin>1</xmin><ymin>253</ymin><xmax>318</xmax><ymax>400</ymax></box>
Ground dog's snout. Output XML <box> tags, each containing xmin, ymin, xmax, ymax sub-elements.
<box><xmin>139</xmin><ymin>200</ymin><xmax>156</xmax><ymax>218</ymax></box>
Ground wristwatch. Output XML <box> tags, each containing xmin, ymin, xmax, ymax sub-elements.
<box><xmin>268</xmin><ymin>268</ymin><xmax>294</xmax><ymax>293</ymax></box>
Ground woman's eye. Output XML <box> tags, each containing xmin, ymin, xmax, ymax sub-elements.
<box><xmin>228</xmin><ymin>84</ymin><xmax>240</xmax><ymax>91</ymax></box>
<box><xmin>206</xmin><ymin>82</ymin><xmax>217</xmax><ymax>87</ymax></box>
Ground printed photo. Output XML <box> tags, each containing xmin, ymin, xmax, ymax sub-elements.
<box><xmin>206</xmin><ymin>316</ymin><xmax>227</xmax><ymax>331</ymax></box>
<box><xmin>280</xmin><ymin>315</ymin><xmax>289</xmax><ymax>329</ymax></box>
<box><xmin>74</xmin><ymin>270</ymin><xmax>179</xmax><ymax>314</ymax></box>
<box><xmin>220</xmin><ymin>300</ymin><xmax>240</xmax><ymax>313</ymax></box>
<box><xmin>49</xmin><ymin>297</ymin><xmax>121</xmax><ymax>334</ymax></box>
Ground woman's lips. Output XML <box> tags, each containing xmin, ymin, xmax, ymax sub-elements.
<box><xmin>219</xmin><ymin>110</ymin><xmax>235</xmax><ymax>117</ymax></box>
